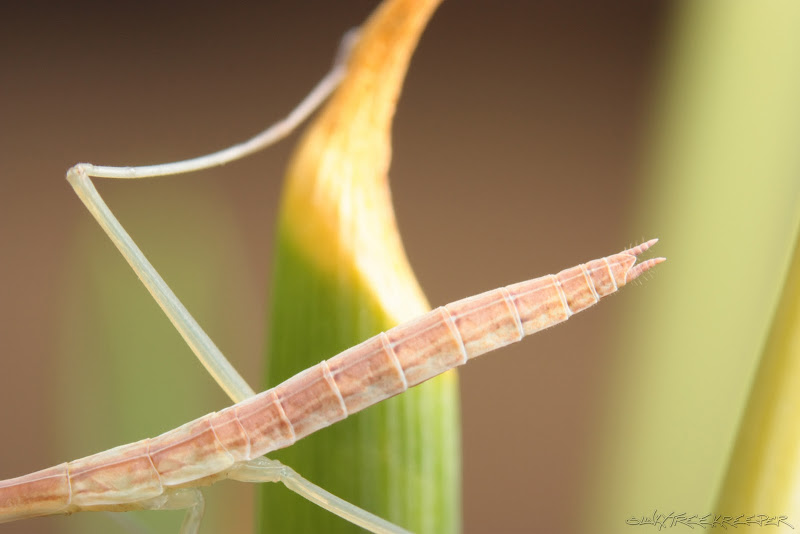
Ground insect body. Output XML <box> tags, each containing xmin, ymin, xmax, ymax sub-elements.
<box><xmin>0</xmin><ymin>18</ymin><xmax>665</xmax><ymax>532</ymax></box>
<box><xmin>0</xmin><ymin>240</ymin><xmax>663</xmax><ymax>529</ymax></box>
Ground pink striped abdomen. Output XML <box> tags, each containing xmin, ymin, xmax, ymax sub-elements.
<box><xmin>0</xmin><ymin>243</ymin><xmax>659</xmax><ymax>523</ymax></box>
<box><xmin>246</xmin><ymin>249</ymin><xmax>635</xmax><ymax>456</ymax></box>
<box><xmin>0</xmin><ymin>464</ymin><xmax>71</xmax><ymax>522</ymax></box>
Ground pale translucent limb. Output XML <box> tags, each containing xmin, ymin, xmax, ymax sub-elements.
<box><xmin>138</xmin><ymin>488</ymin><xmax>205</xmax><ymax>534</ymax></box>
<box><xmin>67</xmin><ymin>167</ymin><xmax>255</xmax><ymax>402</ymax></box>
<box><xmin>65</xmin><ymin>28</ymin><xmax>359</xmax><ymax>403</ymax></box>
<box><xmin>83</xmin><ymin>27</ymin><xmax>359</xmax><ymax>180</ymax></box>
<box><xmin>105</xmin><ymin>509</ymin><xmax>154</xmax><ymax>534</ymax></box>
<box><xmin>228</xmin><ymin>457</ymin><xmax>412</xmax><ymax>534</ymax></box>
<box><xmin>68</xmin><ymin>167</ymin><xmax>387</xmax><ymax>534</ymax></box>
<box><xmin>66</xmin><ymin>28</ymin><xmax>391</xmax><ymax>534</ymax></box>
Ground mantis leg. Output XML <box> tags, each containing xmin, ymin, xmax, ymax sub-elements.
<box><xmin>66</xmin><ymin>28</ymin><xmax>359</xmax><ymax>403</ymax></box>
<box><xmin>227</xmin><ymin>457</ymin><xmax>411</xmax><ymax>534</ymax></box>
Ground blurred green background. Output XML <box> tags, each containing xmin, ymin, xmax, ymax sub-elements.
<box><xmin>1</xmin><ymin>2</ymin><xmax>799</xmax><ymax>533</ymax></box>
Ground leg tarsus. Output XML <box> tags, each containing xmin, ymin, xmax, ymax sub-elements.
<box><xmin>335</xmin><ymin>27</ymin><xmax>361</xmax><ymax>66</ymax></box>
<box><xmin>227</xmin><ymin>458</ymin><xmax>411</xmax><ymax>534</ymax></box>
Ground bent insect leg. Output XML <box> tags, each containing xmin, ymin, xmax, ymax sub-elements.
<box><xmin>227</xmin><ymin>457</ymin><xmax>411</xmax><ymax>534</ymax></box>
<box><xmin>66</xmin><ymin>27</ymin><xmax>359</xmax><ymax>403</ymax></box>
<box><xmin>64</xmin><ymin>27</ymin><xmax>381</xmax><ymax>533</ymax></box>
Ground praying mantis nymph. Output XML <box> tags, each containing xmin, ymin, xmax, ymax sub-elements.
<box><xmin>0</xmin><ymin>27</ymin><xmax>664</xmax><ymax>534</ymax></box>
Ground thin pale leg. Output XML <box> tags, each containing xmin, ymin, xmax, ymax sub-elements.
<box><xmin>65</xmin><ymin>28</ymin><xmax>379</xmax><ymax>533</ymax></box>
<box><xmin>65</xmin><ymin>28</ymin><xmax>359</xmax><ymax>403</ymax></box>
<box><xmin>227</xmin><ymin>457</ymin><xmax>411</xmax><ymax>534</ymax></box>
<box><xmin>137</xmin><ymin>488</ymin><xmax>205</xmax><ymax>534</ymax></box>
<box><xmin>79</xmin><ymin>27</ymin><xmax>359</xmax><ymax>180</ymax></box>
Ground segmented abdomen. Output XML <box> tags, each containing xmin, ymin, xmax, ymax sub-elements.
<box><xmin>0</xmin><ymin>241</ymin><xmax>661</xmax><ymax>521</ymax></box>
<box><xmin>239</xmin><ymin>244</ymin><xmax>642</xmax><ymax>457</ymax></box>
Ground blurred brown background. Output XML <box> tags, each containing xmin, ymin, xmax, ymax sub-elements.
<box><xmin>0</xmin><ymin>1</ymin><xmax>668</xmax><ymax>533</ymax></box>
